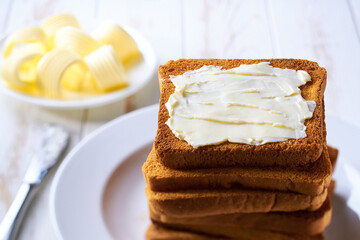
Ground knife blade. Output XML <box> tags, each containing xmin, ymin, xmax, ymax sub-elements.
<box><xmin>0</xmin><ymin>124</ymin><xmax>69</xmax><ymax>240</ymax></box>
<box><xmin>24</xmin><ymin>124</ymin><xmax>69</xmax><ymax>184</ymax></box>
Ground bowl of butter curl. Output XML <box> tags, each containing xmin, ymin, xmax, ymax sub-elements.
<box><xmin>0</xmin><ymin>14</ymin><xmax>156</xmax><ymax>109</ymax></box>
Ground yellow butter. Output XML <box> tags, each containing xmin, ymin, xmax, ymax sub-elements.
<box><xmin>61</xmin><ymin>64</ymin><xmax>99</xmax><ymax>94</ymax></box>
<box><xmin>84</xmin><ymin>45</ymin><xmax>127</xmax><ymax>91</ymax></box>
<box><xmin>37</xmin><ymin>48</ymin><xmax>81</xmax><ymax>98</ymax></box>
<box><xmin>92</xmin><ymin>22</ymin><xmax>141</xmax><ymax>68</ymax></box>
<box><xmin>4</xmin><ymin>81</ymin><xmax>39</xmax><ymax>96</ymax></box>
<box><xmin>41</xmin><ymin>13</ymin><xmax>81</xmax><ymax>38</ymax></box>
<box><xmin>3</xmin><ymin>27</ymin><xmax>48</xmax><ymax>58</ymax></box>
<box><xmin>1</xmin><ymin>43</ymin><xmax>46</xmax><ymax>86</ymax></box>
<box><xmin>55</xmin><ymin>27</ymin><xmax>100</xmax><ymax>57</ymax></box>
<box><xmin>1</xmin><ymin>14</ymin><xmax>141</xmax><ymax>100</ymax></box>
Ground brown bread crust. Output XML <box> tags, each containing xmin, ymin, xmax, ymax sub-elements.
<box><xmin>146</xmin><ymin>186</ymin><xmax>328</xmax><ymax>218</ymax></box>
<box><xmin>146</xmin><ymin>222</ymin><xmax>324</xmax><ymax>240</ymax></box>
<box><xmin>143</xmin><ymin>145</ymin><xmax>332</xmax><ymax>196</ymax></box>
<box><xmin>155</xmin><ymin>59</ymin><xmax>327</xmax><ymax>169</ymax></box>
<box><xmin>146</xmin><ymin>223</ymin><xmax>227</xmax><ymax>240</ymax></box>
<box><xmin>149</xmin><ymin>182</ymin><xmax>334</xmax><ymax>236</ymax></box>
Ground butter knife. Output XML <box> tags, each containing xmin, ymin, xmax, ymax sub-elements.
<box><xmin>0</xmin><ymin>125</ymin><xmax>69</xmax><ymax>240</ymax></box>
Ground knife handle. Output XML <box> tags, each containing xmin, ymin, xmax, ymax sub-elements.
<box><xmin>0</xmin><ymin>183</ymin><xmax>39</xmax><ymax>240</ymax></box>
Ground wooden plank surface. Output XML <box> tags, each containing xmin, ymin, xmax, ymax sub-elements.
<box><xmin>3</xmin><ymin>0</ymin><xmax>97</xmax><ymax>33</ymax></box>
<box><xmin>0</xmin><ymin>0</ymin><xmax>12</xmax><ymax>35</ymax></box>
<box><xmin>268</xmin><ymin>0</ymin><xmax>360</xmax><ymax>126</ymax></box>
<box><xmin>183</xmin><ymin>0</ymin><xmax>274</xmax><ymax>58</ymax></box>
<box><xmin>349</xmin><ymin>0</ymin><xmax>360</xmax><ymax>38</ymax></box>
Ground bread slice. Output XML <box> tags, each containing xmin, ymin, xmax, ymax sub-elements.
<box><xmin>155</xmin><ymin>59</ymin><xmax>327</xmax><ymax>169</ymax></box>
<box><xmin>145</xmin><ymin>147</ymin><xmax>337</xmax><ymax>236</ymax></box>
<box><xmin>146</xmin><ymin>185</ymin><xmax>328</xmax><ymax>218</ymax></box>
<box><xmin>149</xmin><ymin>181</ymin><xmax>334</xmax><ymax>236</ymax></box>
<box><xmin>146</xmin><ymin>223</ymin><xmax>324</xmax><ymax>240</ymax></box>
<box><xmin>143</xmin><ymin>145</ymin><xmax>332</xmax><ymax>196</ymax></box>
<box><xmin>149</xmin><ymin>198</ymin><xmax>331</xmax><ymax>236</ymax></box>
<box><xmin>146</xmin><ymin>223</ymin><xmax>222</xmax><ymax>240</ymax></box>
<box><xmin>145</xmin><ymin>145</ymin><xmax>332</xmax><ymax>217</ymax></box>
<box><xmin>151</xmin><ymin>222</ymin><xmax>326</xmax><ymax>240</ymax></box>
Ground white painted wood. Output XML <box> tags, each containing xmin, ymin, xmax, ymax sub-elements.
<box><xmin>267</xmin><ymin>0</ymin><xmax>360</xmax><ymax>126</ymax></box>
<box><xmin>349</xmin><ymin>0</ymin><xmax>360</xmax><ymax>40</ymax></box>
<box><xmin>183</xmin><ymin>0</ymin><xmax>274</xmax><ymax>58</ymax></box>
<box><xmin>0</xmin><ymin>0</ymin><xmax>12</xmax><ymax>34</ymax></box>
<box><xmin>3</xmin><ymin>0</ymin><xmax>97</xmax><ymax>33</ymax></box>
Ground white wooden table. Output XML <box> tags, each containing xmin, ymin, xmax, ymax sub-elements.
<box><xmin>0</xmin><ymin>0</ymin><xmax>359</xmax><ymax>239</ymax></box>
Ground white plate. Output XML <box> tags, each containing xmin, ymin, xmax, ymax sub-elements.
<box><xmin>50</xmin><ymin>104</ymin><xmax>360</xmax><ymax>240</ymax></box>
<box><xmin>0</xmin><ymin>26</ymin><xmax>156</xmax><ymax>109</ymax></box>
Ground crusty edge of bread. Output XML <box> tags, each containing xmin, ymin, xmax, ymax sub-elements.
<box><xmin>143</xmin><ymin>145</ymin><xmax>332</xmax><ymax>196</ymax></box>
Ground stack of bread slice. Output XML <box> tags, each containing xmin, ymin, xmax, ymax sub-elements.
<box><xmin>143</xmin><ymin>59</ymin><xmax>337</xmax><ymax>240</ymax></box>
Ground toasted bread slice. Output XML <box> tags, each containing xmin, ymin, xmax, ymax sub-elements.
<box><xmin>146</xmin><ymin>223</ymin><xmax>324</xmax><ymax>240</ymax></box>
<box><xmin>155</xmin><ymin>59</ymin><xmax>327</xmax><ymax>169</ymax></box>
<box><xmin>149</xmin><ymin>181</ymin><xmax>334</xmax><ymax>236</ymax></box>
<box><xmin>146</xmin><ymin>223</ymin><xmax>224</xmax><ymax>240</ymax></box>
<box><xmin>143</xmin><ymin>145</ymin><xmax>332</xmax><ymax>196</ymax></box>
<box><xmin>146</xmin><ymin>185</ymin><xmax>328</xmax><ymax>218</ymax></box>
<box><xmin>145</xmin><ymin>146</ymin><xmax>332</xmax><ymax>217</ymax></box>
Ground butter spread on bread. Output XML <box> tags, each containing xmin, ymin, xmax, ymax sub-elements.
<box><xmin>165</xmin><ymin>62</ymin><xmax>315</xmax><ymax>148</ymax></box>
